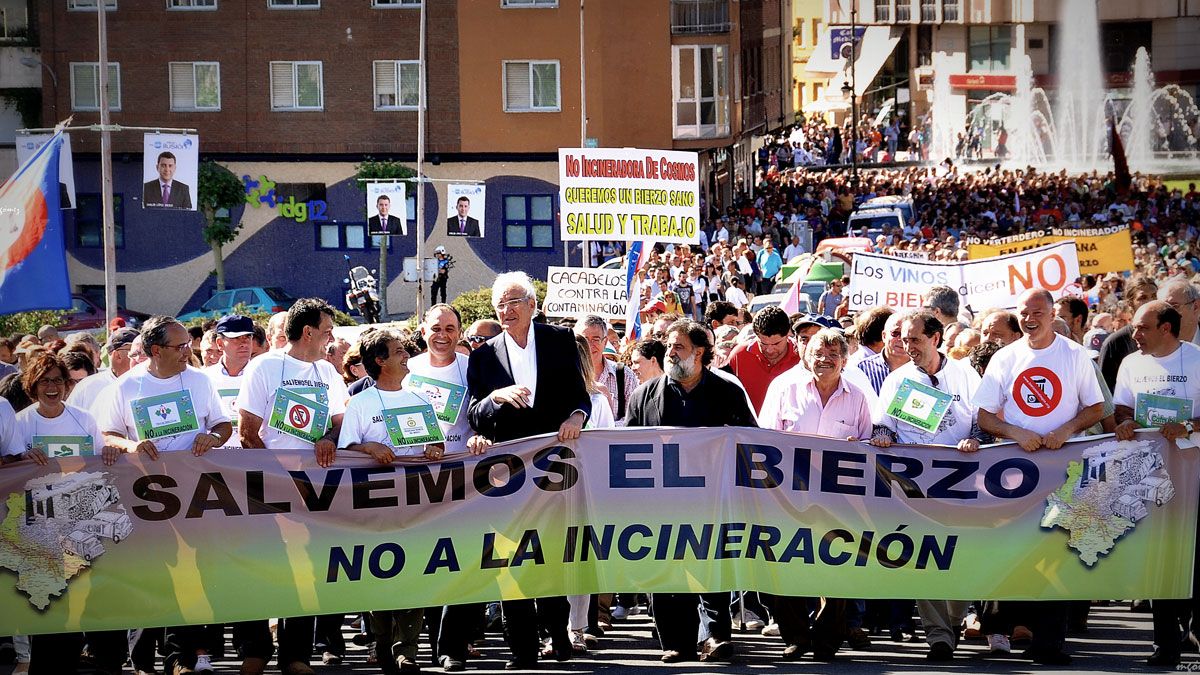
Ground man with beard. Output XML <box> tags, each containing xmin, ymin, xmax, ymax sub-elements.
<box><xmin>624</xmin><ymin>319</ymin><xmax>756</xmax><ymax>664</ymax></box>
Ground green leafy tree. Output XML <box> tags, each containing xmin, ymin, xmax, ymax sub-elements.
<box><xmin>451</xmin><ymin>280</ymin><xmax>547</xmax><ymax>328</ymax></box>
<box><xmin>0</xmin><ymin>310</ymin><xmax>66</xmax><ymax>338</ymax></box>
<box><xmin>197</xmin><ymin>161</ymin><xmax>248</xmax><ymax>292</ymax></box>
<box><xmin>354</xmin><ymin>159</ymin><xmax>418</xmax><ymax>320</ymax></box>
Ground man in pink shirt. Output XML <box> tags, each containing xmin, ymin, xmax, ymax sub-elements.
<box><xmin>757</xmin><ymin>328</ymin><xmax>873</xmax><ymax>662</ymax></box>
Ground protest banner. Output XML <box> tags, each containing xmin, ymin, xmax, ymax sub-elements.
<box><xmin>0</xmin><ymin>428</ymin><xmax>1193</xmax><ymax>635</ymax></box>
<box><xmin>543</xmin><ymin>266</ymin><xmax>629</xmax><ymax>321</ymax></box>
<box><xmin>559</xmin><ymin>148</ymin><xmax>700</xmax><ymax>245</ymax></box>
<box><xmin>966</xmin><ymin>225</ymin><xmax>1134</xmax><ymax>274</ymax></box>
<box><xmin>849</xmin><ymin>241</ymin><xmax>1081</xmax><ymax>312</ymax></box>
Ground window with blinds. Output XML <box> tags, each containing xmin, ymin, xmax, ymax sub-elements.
<box><xmin>268</xmin><ymin>0</ymin><xmax>318</xmax><ymax>7</ymax></box>
<box><xmin>270</xmin><ymin>61</ymin><xmax>323</xmax><ymax>110</ymax></box>
<box><xmin>70</xmin><ymin>62</ymin><xmax>120</xmax><ymax>111</ymax></box>
<box><xmin>372</xmin><ymin>0</ymin><xmax>421</xmax><ymax>6</ymax></box>
<box><xmin>373</xmin><ymin>60</ymin><xmax>421</xmax><ymax>110</ymax></box>
<box><xmin>501</xmin><ymin>0</ymin><xmax>558</xmax><ymax>6</ymax></box>
<box><xmin>167</xmin><ymin>0</ymin><xmax>216</xmax><ymax>8</ymax></box>
<box><xmin>169</xmin><ymin>62</ymin><xmax>220</xmax><ymax>111</ymax></box>
<box><xmin>503</xmin><ymin>61</ymin><xmax>560</xmax><ymax>112</ymax></box>
<box><xmin>67</xmin><ymin>0</ymin><xmax>116</xmax><ymax>10</ymax></box>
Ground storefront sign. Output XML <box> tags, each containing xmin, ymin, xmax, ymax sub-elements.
<box><xmin>243</xmin><ymin>175</ymin><xmax>329</xmax><ymax>224</ymax></box>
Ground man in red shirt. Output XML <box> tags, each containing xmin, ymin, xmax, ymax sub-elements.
<box><xmin>724</xmin><ymin>306</ymin><xmax>799</xmax><ymax>413</ymax></box>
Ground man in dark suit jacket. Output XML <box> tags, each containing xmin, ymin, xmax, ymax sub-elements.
<box><xmin>447</xmin><ymin>196</ymin><xmax>481</xmax><ymax>237</ymax></box>
<box><xmin>467</xmin><ymin>272</ymin><xmax>590</xmax><ymax>668</ymax></box>
<box><xmin>142</xmin><ymin>151</ymin><xmax>192</xmax><ymax>209</ymax></box>
<box><xmin>368</xmin><ymin>194</ymin><xmax>403</xmax><ymax>235</ymax></box>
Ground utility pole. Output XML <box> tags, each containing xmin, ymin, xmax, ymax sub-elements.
<box><xmin>849</xmin><ymin>0</ymin><xmax>859</xmax><ymax>189</ymax></box>
<box><xmin>579</xmin><ymin>0</ymin><xmax>589</xmax><ymax>269</ymax></box>
<box><xmin>97</xmin><ymin>1</ymin><xmax>116</xmax><ymax>327</ymax></box>
<box><xmin>415</xmin><ymin>0</ymin><xmax>427</xmax><ymax>318</ymax></box>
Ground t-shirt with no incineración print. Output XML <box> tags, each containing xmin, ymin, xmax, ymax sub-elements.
<box><xmin>1113</xmin><ymin>342</ymin><xmax>1200</xmax><ymax>426</ymax></box>
<box><xmin>339</xmin><ymin>387</ymin><xmax>439</xmax><ymax>458</ymax></box>
<box><xmin>98</xmin><ymin>366</ymin><xmax>229</xmax><ymax>452</ymax></box>
<box><xmin>238</xmin><ymin>351</ymin><xmax>349</xmax><ymax>450</ymax></box>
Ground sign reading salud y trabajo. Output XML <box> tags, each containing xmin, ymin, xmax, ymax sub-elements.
<box><xmin>559</xmin><ymin>148</ymin><xmax>700</xmax><ymax>245</ymax></box>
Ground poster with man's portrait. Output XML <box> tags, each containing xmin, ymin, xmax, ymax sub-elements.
<box><xmin>446</xmin><ymin>183</ymin><xmax>485</xmax><ymax>238</ymax></box>
<box><xmin>367</xmin><ymin>181</ymin><xmax>407</xmax><ymax>236</ymax></box>
<box><xmin>15</xmin><ymin>132</ymin><xmax>76</xmax><ymax>209</ymax></box>
<box><xmin>142</xmin><ymin>133</ymin><xmax>199</xmax><ymax>211</ymax></box>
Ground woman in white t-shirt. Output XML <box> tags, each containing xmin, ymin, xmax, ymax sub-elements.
<box><xmin>7</xmin><ymin>353</ymin><xmax>115</xmax><ymax>465</ymax></box>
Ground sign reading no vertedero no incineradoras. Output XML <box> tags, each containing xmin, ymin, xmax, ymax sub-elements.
<box><xmin>559</xmin><ymin>148</ymin><xmax>701</xmax><ymax>245</ymax></box>
<box><xmin>0</xmin><ymin>429</ymin><xmax>1193</xmax><ymax>636</ymax></box>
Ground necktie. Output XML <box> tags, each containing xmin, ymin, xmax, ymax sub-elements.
<box><xmin>460</xmin><ymin>218</ymin><xmax>466</xmax><ymax>233</ymax></box>
<box><xmin>162</xmin><ymin>184</ymin><xmax>171</xmax><ymax>205</ymax></box>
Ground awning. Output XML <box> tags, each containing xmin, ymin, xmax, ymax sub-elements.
<box><xmin>806</xmin><ymin>28</ymin><xmax>842</xmax><ymax>74</ymax></box>
<box><xmin>803</xmin><ymin>99</ymin><xmax>851</xmax><ymax>113</ymax></box>
<box><xmin>822</xmin><ymin>26</ymin><xmax>900</xmax><ymax>98</ymax></box>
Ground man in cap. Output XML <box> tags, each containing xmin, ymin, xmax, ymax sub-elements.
<box><xmin>68</xmin><ymin>327</ymin><xmax>139</xmax><ymax>412</ymax></box>
<box><xmin>203</xmin><ymin>315</ymin><xmax>255</xmax><ymax>449</ymax></box>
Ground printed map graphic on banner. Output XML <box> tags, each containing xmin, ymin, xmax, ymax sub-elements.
<box><xmin>0</xmin><ymin>472</ymin><xmax>132</xmax><ymax>610</ymax></box>
<box><xmin>1041</xmin><ymin>438</ymin><xmax>1175</xmax><ymax>566</ymax></box>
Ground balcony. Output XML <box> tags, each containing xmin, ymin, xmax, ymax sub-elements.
<box><xmin>671</xmin><ymin>0</ymin><xmax>731</xmax><ymax>35</ymax></box>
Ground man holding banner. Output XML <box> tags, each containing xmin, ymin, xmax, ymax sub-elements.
<box><xmin>238</xmin><ymin>298</ymin><xmax>348</xmax><ymax>675</ymax></box>
<box><xmin>1111</xmin><ymin>300</ymin><xmax>1200</xmax><ymax>667</ymax></box>
<box><xmin>975</xmin><ymin>289</ymin><xmax>1106</xmax><ymax>666</ymax></box>
<box><xmin>624</xmin><ymin>319</ymin><xmax>756</xmax><ymax>663</ymax></box>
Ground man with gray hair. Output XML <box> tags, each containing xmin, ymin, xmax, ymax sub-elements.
<box><xmin>1157</xmin><ymin>278</ymin><xmax>1200</xmax><ymax>346</ymax></box>
<box><xmin>574</xmin><ymin>314</ymin><xmax>637</xmax><ymax>421</ymax></box>
<box><xmin>924</xmin><ymin>285</ymin><xmax>962</xmax><ymax>328</ymax></box>
<box><xmin>467</xmin><ymin>271</ymin><xmax>592</xmax><ymax>667</ymax></box>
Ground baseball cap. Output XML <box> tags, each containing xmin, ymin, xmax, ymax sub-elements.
<box><xmin>108</xmin><ymin>317</ymin><xmax>127</xmax><ymax>331</ymax></box>
<box><xmin>215</xmin><ymin>314</ymin><xmax>255</xmax><ymax>338</ymax></box>
<box><xmin>106</xmin><ymin>327</ymin><xmax>139</xmax><ymax>352</ymax></box>
<box><xmin>793</xmin><ymin>313</ymin><xmax>840</xmax><ymax>330</ymax></box>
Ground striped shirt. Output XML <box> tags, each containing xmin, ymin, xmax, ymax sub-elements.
<box><xmin>857</xmin><ymin>352</ymin><xmax>898</xmax><ymax>395</ymax></box>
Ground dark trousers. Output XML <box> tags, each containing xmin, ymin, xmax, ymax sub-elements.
<box><xmin>276</xmin><ymin>616</ymin><xmax>316</xmax><ymax>666</ymax></box>
<box><xmin>1007</xmin><ymin>601</ymin><xmax>1069</xmax><ymax>654</ymax></box>
<box><xmin>426</xmin><ymin>603</ymin><xmax>483</xmax><ymax>664</ymax></box>
<box><xmin>30</xmin><ymin>630</ymin><xmax>125</xmax><ymax>675</ymax></box>
<box><xmin>371</xmin><ymin>609</ymin><xmax>425</xmax><ymax>670</ymax></box>
<box><xmin>650</xmin><ymin>592</ymin><xmax>731</xmax><ymax>654</ymax></box>
<box><xmin>502</xmin><ymin>596</ymin><xmax>570</xmax><ymax>662</ymax></box>
<box><xmin>129</xmin><ymin>627</ymin><xmax>163</xmax><ymax>672</ymax></box>
<box><xmin>230</xmin><ymin>620</ymin><xmax>274</xmax><ymax>662</ymax></box>
<box><xmin>314</xmin><ymin>614</ymin><xmax>346</xmax><ymax>657</ymax></box>
<box><xmin>163</xmin><ymin>625</ymin><xmax>206</xmax><ymax>672</ymax></box>
<box><xmin>763</xmin><ymin>594</ymin><xmax>846</xmax><ymax>652</ymax></box>
<box><xmin>431</xmin><ymin>275</ymin><xmax>448</xmax><ymax>305</ymax></box>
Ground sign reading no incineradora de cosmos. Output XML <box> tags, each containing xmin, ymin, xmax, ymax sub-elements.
<box><xmin>559</xmin><ymin>148</ymin><xmax>700</xmax><ymax>246</ymax></box>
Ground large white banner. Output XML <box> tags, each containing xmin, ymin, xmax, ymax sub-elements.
<box><xmin>15</xmin><ymin>132</ymin><xmax>75</xmax><ymax>209</ymax></box>
<box><xmin>559</xmin><ymin>148</ymin><xmax>700</xmax><ymax>245</ymax></box>
<box><xmin>142</xmin><ymin>133</ymin><xmax>198</xmax><ymax>211</ymax></box>
<box><xmin>849</xmin><ymin>241</ymin><xmax>1081</xmax><ymax>313</ymax></box>
<box><xmin>543</xmin><ymin>266</ymin><xmax>629</xmax><ymax>321</ymax></box>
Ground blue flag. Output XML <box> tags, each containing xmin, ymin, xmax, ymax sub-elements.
<box><xmin>0</xmin><ymin>132</ymin><xmax>71</xmax><ymax>315</ymax></box>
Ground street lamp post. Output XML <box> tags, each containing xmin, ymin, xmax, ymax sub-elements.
<box><xmin>843</xmin><ymin>1</ymin><xmax>859</xmax><ymax>190</ymax></box>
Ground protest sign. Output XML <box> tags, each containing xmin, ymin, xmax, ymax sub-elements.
<box><xmin>0</xmin><ymin>429</ymin><xmax>1193</xmax><ymax>635</ymax></box>
<box><xmin>850</xmin><ymin>241</ymin><xmax>1081</xmax><ymax>312</ymax></box>
<box><xmin>544</xmin><ymin>266</ymin><xmax>630</xmax><ymax>321</ymax></box>
<box><xmin>559</xmin><ymin>148</ymin><xmax>700</xmax><ymax>245</ymax></box>
<box><xmin>967</xmin><ymin>225</ymin><xmax>1134</xmax><ymax>274</ymax></box>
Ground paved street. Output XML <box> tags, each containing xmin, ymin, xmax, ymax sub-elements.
<box><xmin>2</xmin><ymin>603</ymin><xmax>1189</xmax><ymax>674</ymax></box>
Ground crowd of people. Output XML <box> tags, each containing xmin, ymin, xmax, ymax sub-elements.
<box><xmin>0</xmin><ymin>252</ymin><xmax>1198</xmax><ymax>672</ymax></box>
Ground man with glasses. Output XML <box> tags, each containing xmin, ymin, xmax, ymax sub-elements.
<box><xmin>817</xmin><ymin>279</ymin><xmax>844</xmax><ymax>318</ymax></box>
<box><xmin>203</xmin><ymin>315</ymin><xmax>255</xmax><ymax>449</ymax></box>
<box><xmin>97</xmin><ymin>316</ymin><xmax>232</xmax><ymax>675</ymax></box>
<box><xmin>1157</xmin><ymin>279</ymin><xmax>1200</xmax><ymax>347</ymax></box>
<box><xmin>575</xmin><ymin>315</ymin><xmax>637</xmax><ymax>422</ymax></box>
<box><xmin>464</xmin><ymin>319</ymin><xmax>502</xmax><ymax>350</ymax></box>
<box><xmin>68</xmin><ymin>327</ymin><xmax>138</xmax><ymax>411</ymax></box>
<box><xmin>466</xmin><ymin>272</ymin><xmax>591</xmax><ymax>668</ymax></box>
<box><xmin>856</xmin><ymin>313</ymin><xmax>910</xmax><ymax>395</ymax></box>
<box><xmin>869</xmin><ymin>311</ymin><xmax>985</xmax><ymax>661</ymax></box>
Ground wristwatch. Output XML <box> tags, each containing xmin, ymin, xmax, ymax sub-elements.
<box><xmin>1186</xmin><ymin>421</ymin><xmax>1196</xmax><ymax>435</ymax></box>
<box><xmin>208</xmin><ymin>430</ymin><xmax>222</xmax><ymax>441</ymax></box>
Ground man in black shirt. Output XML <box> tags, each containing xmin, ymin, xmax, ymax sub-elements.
<box><xmin>624</xmin><ymin>319</ymin><xmax>756</xmax><ymax>663</ymax></box>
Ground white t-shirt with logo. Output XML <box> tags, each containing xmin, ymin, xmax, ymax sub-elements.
<box><xmin>0</xmin><ymin>398</ymin><xmax>18</xmax><ymax>457</ymax></box>
<box><xmin>67</xmin><ymin>369</ymin><xmax>117</xmax><ymax>412</ymax></box>
<box><xmin>98</xmin><ymin>366</ymin><xmax>229</xmax><ymax>452</ymax></box>
<box><xmin>1113</xmin><ymin>342</ymin><xmax>1200</xmax><ymax>420</ymax></box>
<box><xmin>973</xmin><ymin>334</ymin><xmax>1105</xmax><ymax>436</ymax></box>
<box><xmin>204</xmin><ymin>360</ymin><xmax>246</xmax><ymax>448</ymax></box>
<box><xmin>9</xmin><ymin>404</ymin><xmax>106</xmax><ymax>459</ymax></box>
<box><xmin>338</xmin><ymin>387</ymin><xmax>436</xmax><ymax>458</ymax></box>
<box><xmin>238</xmin><ymin>350</ymin><xmax>349</xmax><ymax>450</ymax></box>
<box><xmin>403</xmin><ymin>352</ymin><xmax>471</xmax><ymax>455</ymax></box>
<box><xmin>874</xmin><ymin>357</ymin><xmax>981</xmax><ymax>446</ymax></box>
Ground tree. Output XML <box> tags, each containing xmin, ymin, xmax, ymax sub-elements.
<box><xmin>354</xmin><ymin>159</ymin><xmax>417</xmax><ymax>320</ymax></box>
<box><xmin>197</xmin><ymin>161</ymin><xmax>247</xmax><ymax>292</ymax></box>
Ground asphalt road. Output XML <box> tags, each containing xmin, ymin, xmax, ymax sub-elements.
<box><xmin>0</xmin><ymin>603</ymin><xmax>1188</xmax><ymax>674</ymax></box>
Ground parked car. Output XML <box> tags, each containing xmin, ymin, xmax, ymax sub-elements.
<box><xmin>177</xmin><ymin>286</ymin><xmax>297</xmax><ymax>322</ymax></box>
<box><xmin>61</xmin><ymin>295</ymin><xmax>150</xmax><ymax>332</ymax></box>
<box><xmin>747</xmin><ymin>292</ymin><xmax>812</xmax><ymax>316</ymax></box>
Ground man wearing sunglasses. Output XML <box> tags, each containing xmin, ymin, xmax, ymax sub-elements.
<box><xmin>868</xmin><ymin>310</ymin><xmax>986</xmax><ymax>662</ymax></box>
<box><xmin>68</xmin><ymin>327</ymin><xmax>139</xmax><ymax>412</ymax></box>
